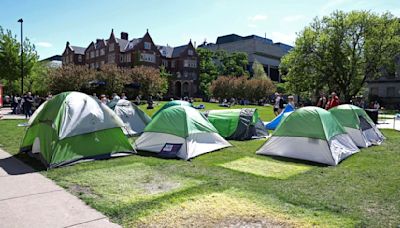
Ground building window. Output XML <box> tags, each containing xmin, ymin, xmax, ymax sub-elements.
<box><xmin>144</xmin><ymin>42</ymin><xmax>151</xmax><ymax>50</ymax></box>
<box><xmin>78</xmin><ymin>55</ymin><xmax>82</xmax><ymax>62</ymax></box>
<box><xmin>90</xmin><ymin>63</ymin><xmax>94</xmax><ymax>69</ymax></box>
<box><xmin>184</xmin><ymin>60</ymin><xmax>197</xmax><ymax>68</ymax></box>
<box><xmin>370</xmin><ymin>87</ymin><xmax>379</xmax><ymax>96</ymax></box>
<box><xmin>100</xmin><ymin>60</ymin><xmax>105</xmax><ymax>66</ymax></box>
<box><xmin>387</xmin><ymin>87</ymin><xmax>395</xmax><ymax>97</ymax></box>
<box><xmin>184</xmin><ymin>72</ymin><xmax>188</xmax><ymax>78</ymax></box>
<box><xmin>171</xmin><ymin>60</ymin><xmax>176</xmax><ymax>68</ymax></box>
<box><xmin>90</xmin><ymin>51</ymin><xmax>95</xmax><ymax>59</ymax></box>
<box><xmin>176</xmin><ymin>72</ymin><xmax>181</xmax><ymax>78</ymax></box>
<box><xmin>188</xmin><ymin>49</ymin><xmax>193</xmax><ymax>56</ymax></box>
<box><xmin>140</xmin><ymin>53</ymin><xmax>155</xmax><ymax>63</ymax></box>
<box><xmin>69</xmin><ymin>55</ymin><xmax>73</xmax><ymax>62</ymax></box>
<box><xmin>127</xmin><ymin>54</ymin><xmax>131</xmax><ymax>62</ymax></box>
<box><xmin>100</xmin><ymin>48</ymin><xmax>105</xmax><ymax>56</ymax></box>
<box><xmin>95</xmin><ymin>50</ymin><xmax>99</xmax><ymax>57</ymax></box>
<box><xmin>162</xmin><ymin>59</ymin><xmax>168</xmax><ymax>67</ymax></box>
<box><xmin>95</xmin><ymin>62</ymin><xmax>99</xmax><ymax>68</ymax></box>
<box><xmin>86</xmin><ymin>54</ymin><xmax>89</xmax><ymax>60</ymax></box>
<box><xmin>120</xmin><ymin>55</ymin><xmax>124</xmax><ymax>63</ymax></box>
<box><xmin>109</xmin><ymin>43</ymin><xmax>114</xmax><ymax>52</ymax></box>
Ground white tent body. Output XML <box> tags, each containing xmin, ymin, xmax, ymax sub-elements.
<box><xmin>256</xmin><ymin>134</ymin><xmax>359</xmax><ymax>165</ymax></box>
<box><xmin>135</xmin><ymin>132</ymin><xmax>231</xmax><ymax>160</ymax></box>
<box><xmin>58</xmin><ymin>92</ymin><xmax>124</xmax><ymax>139</ymax></box>
<box><xmin>343</xmin><ymin>122</ymin><xmax>384</xmax><ymax>148</ymax></box>
<box><xmin>114</xmin><ymin>99</ymin><xmax>150</xmax><ymax>135</ymax></box>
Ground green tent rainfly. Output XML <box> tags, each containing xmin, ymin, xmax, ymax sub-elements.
<box><xmin>204</xmin><ymin>108</ymin><xmax>269</xmax><ymax>140</ymax></box>
<box><xmin>329</xmin><ymin>104</ymin><xmax>384</xmax><ymax>147</ymax></box>
<box><xmin>20</xmin><ymin>92</ymin><xmax>134</xmax><ymax>168</ymax></box>
<box><xmin>152</xmin><ymin>100</ymin><xmax>193</xmax><ymax>117</ymax></box>
<box><xmin>135</xmin><ymin>105</ymin><xmax>231</xmax><ymax>160</ymax></box>
<box><xmin>257</xmin><ymin>107</ymin><xmax>359</xmax><ymax>165</ymax></box>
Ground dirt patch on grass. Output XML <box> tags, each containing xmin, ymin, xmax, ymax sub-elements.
<box><xmin>139</xmin><ymin>181</ymin><xmax>181</xmax><ymax>195</ymax></box>
<box><xmin>69</xmin><ymin>184</ymin><xmax>98</xmax><ymax>198</ymax></box>
<box><xmin>133</xmin><ymin>193</ymin><xmax>295</xmax><ymax>227</ymax></box>
<box><xmin>216</xmin><ymin>217</ymin><xmax>291</xmax><ymax>228</ymax></box>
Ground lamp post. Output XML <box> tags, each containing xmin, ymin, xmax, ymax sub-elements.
<box><xmin>18</xmin><ymin>18</ymin><xmax>23</xmax><ymax>95</ymax></box>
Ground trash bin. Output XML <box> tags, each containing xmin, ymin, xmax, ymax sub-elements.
<box><xmin>365</xmin><ymin>109</ymin><xmax>378</xmax><ymax>124</ymax></box>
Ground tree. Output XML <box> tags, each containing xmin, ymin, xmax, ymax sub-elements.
<box><xmin>0</xmin><ymin>26</ymin><xmax>40</xmax><ymax>94</ymax></box>
<box><xmin>216</xmin><ymin>50</ymin><xmax>249</xmax><ymax>77</ymax></box>
<box><xmin>48</xmin><ymin>65</ymin><xmax>95</xmax><ymax>94</ymax></box>
<box><xmin>252</xmin><ymin>60</ymin><xmax>268</xmax><ymax>79</ymax></box>
<box><xmin>280</xmin><ymin>11</ymin><xmax>400</xmax><ymax>101</ymax></box>
<box><xmin>197</xmin><ymin>48</ymin><xmax>219</xmax><ymax>97</ymax></box>
<box><xmin>210</xmin><ymin>76</ymin><xmax>275</xmax><ymax>102</ymax></box>
<box><xmin>96</xmin><ymin>64</ymin><xmax>129</xmax><ymax>95</ymax></box>
<box><xmin>0</xmin><ymin>27</ymin><xmax>20</xmax><ymax>82</ymax></box>
<box><xmin>128</xmin><ymin>66</ymin><xmax>167</xmax><ymax>97</ymax></box>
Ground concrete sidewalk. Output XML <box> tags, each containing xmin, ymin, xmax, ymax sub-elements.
<box><xmin>0</xmin><ymin>107</ymin><xmax>27</xmax><ymax>120</ymax></box>
<box><xmin>0</xmin><ymin>149</ymin><xmax>120</xmax><ymax>228</ymax></box>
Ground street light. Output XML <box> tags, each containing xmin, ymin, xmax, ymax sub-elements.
<box><xmin>18</xmin><ymin>18</ymin><xmax>23</xmax><ymax>95</ymax></box>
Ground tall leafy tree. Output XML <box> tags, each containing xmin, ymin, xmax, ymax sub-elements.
<box><xmin>280</xmin><ymin>11</ymin><xmax>400</xmax><ymax>101</ymax></box>
<box><xmin>197</xmin><ymin>48</ymin><xmax>219</xmax><ymax>97</ymax></box>
<box><xmin>0</xmin><ymin>26</ymin><xmax>39</xmax><ymax>93</ymax></box>
<box><xmin>252</xmin><ymin>60</ymin><xmax>268</xmax><ymax>79</ymax></box>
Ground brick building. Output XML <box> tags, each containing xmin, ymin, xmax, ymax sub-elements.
<box><xmin>62</xmin><ymin>29</ymin><xmax>199</xmax><ymax>98</ymax></box>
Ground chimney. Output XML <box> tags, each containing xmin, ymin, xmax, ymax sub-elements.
<box><xmin>96</xmin><ymin>39</ymin><xmax>102</xmax><ymax>43</ymax></box>
<box><xmin>121</xmin><ymin>32</ymin><xmax>128</xmax><ymax>40</ymax></box>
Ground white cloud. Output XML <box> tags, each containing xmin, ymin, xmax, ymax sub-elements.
<box><xmin>248</xmin><ymin>14</ymin><xmax>267</xmax><ymax>22</ymax></box>
<box><xmin>271</xmin><ymin>32</ymin><xmax>296</xmax><ymax>45</ymax></box>
<box><xmin>248</xmin><ymin>24</ymin><xmax>257</xmax><ymax>28</ymax></box>
<box><xmin>35</xmin><ymin>42</ymin><xmax>53</xmax><ymax>48</ymax></box>
<box><xmin>319</xmin><ymin>0</ymin><xmax>347</xmax><ymax>15</ymax></box>
<box><xmin>283</xmin><ymin>15</ymin><xmax>306</xmax><ymax>22</ymax></box>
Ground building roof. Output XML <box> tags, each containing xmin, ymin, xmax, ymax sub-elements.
<box><xmin>124</xmin><ymin>38</ymin><xmax>142</xmax><ymax>52</ymax></box>
<box><xmin>171</xmin><ymin>45</ymin><xmax>188</xmax><ymax>58</ymax></box>
<box><xmin>40</xmin><ymin>55</ymin><xmax>62</xmax><ymax>62</ymax></box>
<box><xmin>157</xmin><ymin>45</ymin><xmax>174</xmax><ymax>58</ymax></box>
<box><xmin>116</xmin><ymin>38</ymin><xmax>129</xmax><ymax>52</ymax></box>
<box><xmin>70</xmin><ymin>46</ymin><xmax>86</xmax><ymax>55</ymax></box>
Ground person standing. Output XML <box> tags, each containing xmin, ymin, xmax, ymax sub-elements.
<box><xmin>316</xmin><ymin>92</ymin><xmax>327</xmax><ymax>108</ymax></box>
<box><xmin>287</xmin><ymin>96</ymin><xmax>296</xmax><ymax>109</ymax></box>
<box><xmin>22</xmin><ymin>92</ymin><xmax>34</xmax><ymax>119</ymax></box>
<box><xmin>273</xmin><ymin>93</ymin><xmax>281</xmax><ymax>116</ymax></box>
<box><xmin>326</xmin><ymin>92</ymin><xmax>340</xmax><ymax>110</ymax></box>
<box><xmin>121</xmin><ymin>93</ymin><xmax>127</xmax><ymax>100</ymax></box>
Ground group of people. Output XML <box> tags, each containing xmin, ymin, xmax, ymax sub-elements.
<box><xmin>316</xmin><ymin>92</ymin><xmax>340</xmax><ymax>110</ymax></box>
<box><xmin>9</xmin><ymin>92</ymin><xmax>53</xmax><ymax>119</ymax></box>
<box><xmin>273</xmin><ymin>93</ymin><xmax>296</xmax><ymax>116</ymax></box>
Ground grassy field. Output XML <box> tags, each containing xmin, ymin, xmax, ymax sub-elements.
<box><xmin>0</xmin><ymin>103</ymin><xmax>399</xmax><ymax>227</ymax></box>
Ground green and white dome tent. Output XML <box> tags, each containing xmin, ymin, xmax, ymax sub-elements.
<box><xmin>20</xmin><ymin>92</ymin><xmax>135</xmax><ymax>168</ymax></box>
<box><xmin>256</xmin><ymin>107</ymin><xmax>359</xmax><ymax>165</ymax></box>
<box><xmin>114</xmin><ymin>99</ymin><xmax>151</xmax><ymax>135</ymax></box>
<box><xmin>329</xmin><ymin>104</ymin><xmax>384</xmax><ymax>147</ymax></box>
<box><xmin>135</xmin><ymin>105</ymin><xmax>231</xmax><ymax>160</ymax></box>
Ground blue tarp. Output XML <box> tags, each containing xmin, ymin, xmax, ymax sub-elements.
<box><xmin>266</xmin><ymin>105</ymin><xmax>295</xmax><ymax>130</ymax></box>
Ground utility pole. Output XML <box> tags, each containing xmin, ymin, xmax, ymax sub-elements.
<box><xmin>18</xmin><ymin>18</ymin><xmax>24</xmax><ymax>95</ymax></box>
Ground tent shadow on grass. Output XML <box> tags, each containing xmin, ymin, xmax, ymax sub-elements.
<box><xmin>0</xmin><ymin>153</ymin><xmax>46</xmax><ymax>175</ymax></box>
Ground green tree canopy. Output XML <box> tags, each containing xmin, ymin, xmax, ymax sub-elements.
<box><xmin>0</xmin><ymin>26</ymin><xmax>40</xmax><ymax>94</ymax></box>
<box><xmin>280</xmin><ymin>11</ymin><xmax>400</xmax><ymax>101</ymax></box>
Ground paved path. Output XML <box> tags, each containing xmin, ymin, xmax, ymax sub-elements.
<box><xmin>0</xmin><ymin>149</ymin><xmax>121</xmax><ymax>228</ymax></box>
<box><xmin>0</xmin><ymin>107</ymin><xmax>27</xmax><ymax>120</ymax></box>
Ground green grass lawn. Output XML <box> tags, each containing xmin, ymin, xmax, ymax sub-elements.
<box><xmin>0</xmin><ymin>103</ymin><xmax>399</xmax><ymax>227</ymax></box>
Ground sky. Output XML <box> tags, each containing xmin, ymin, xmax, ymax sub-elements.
<box><xmin>1</xmin><ymin>0</ymin><xmax>399</xmax><ymax>60</ymax></box>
